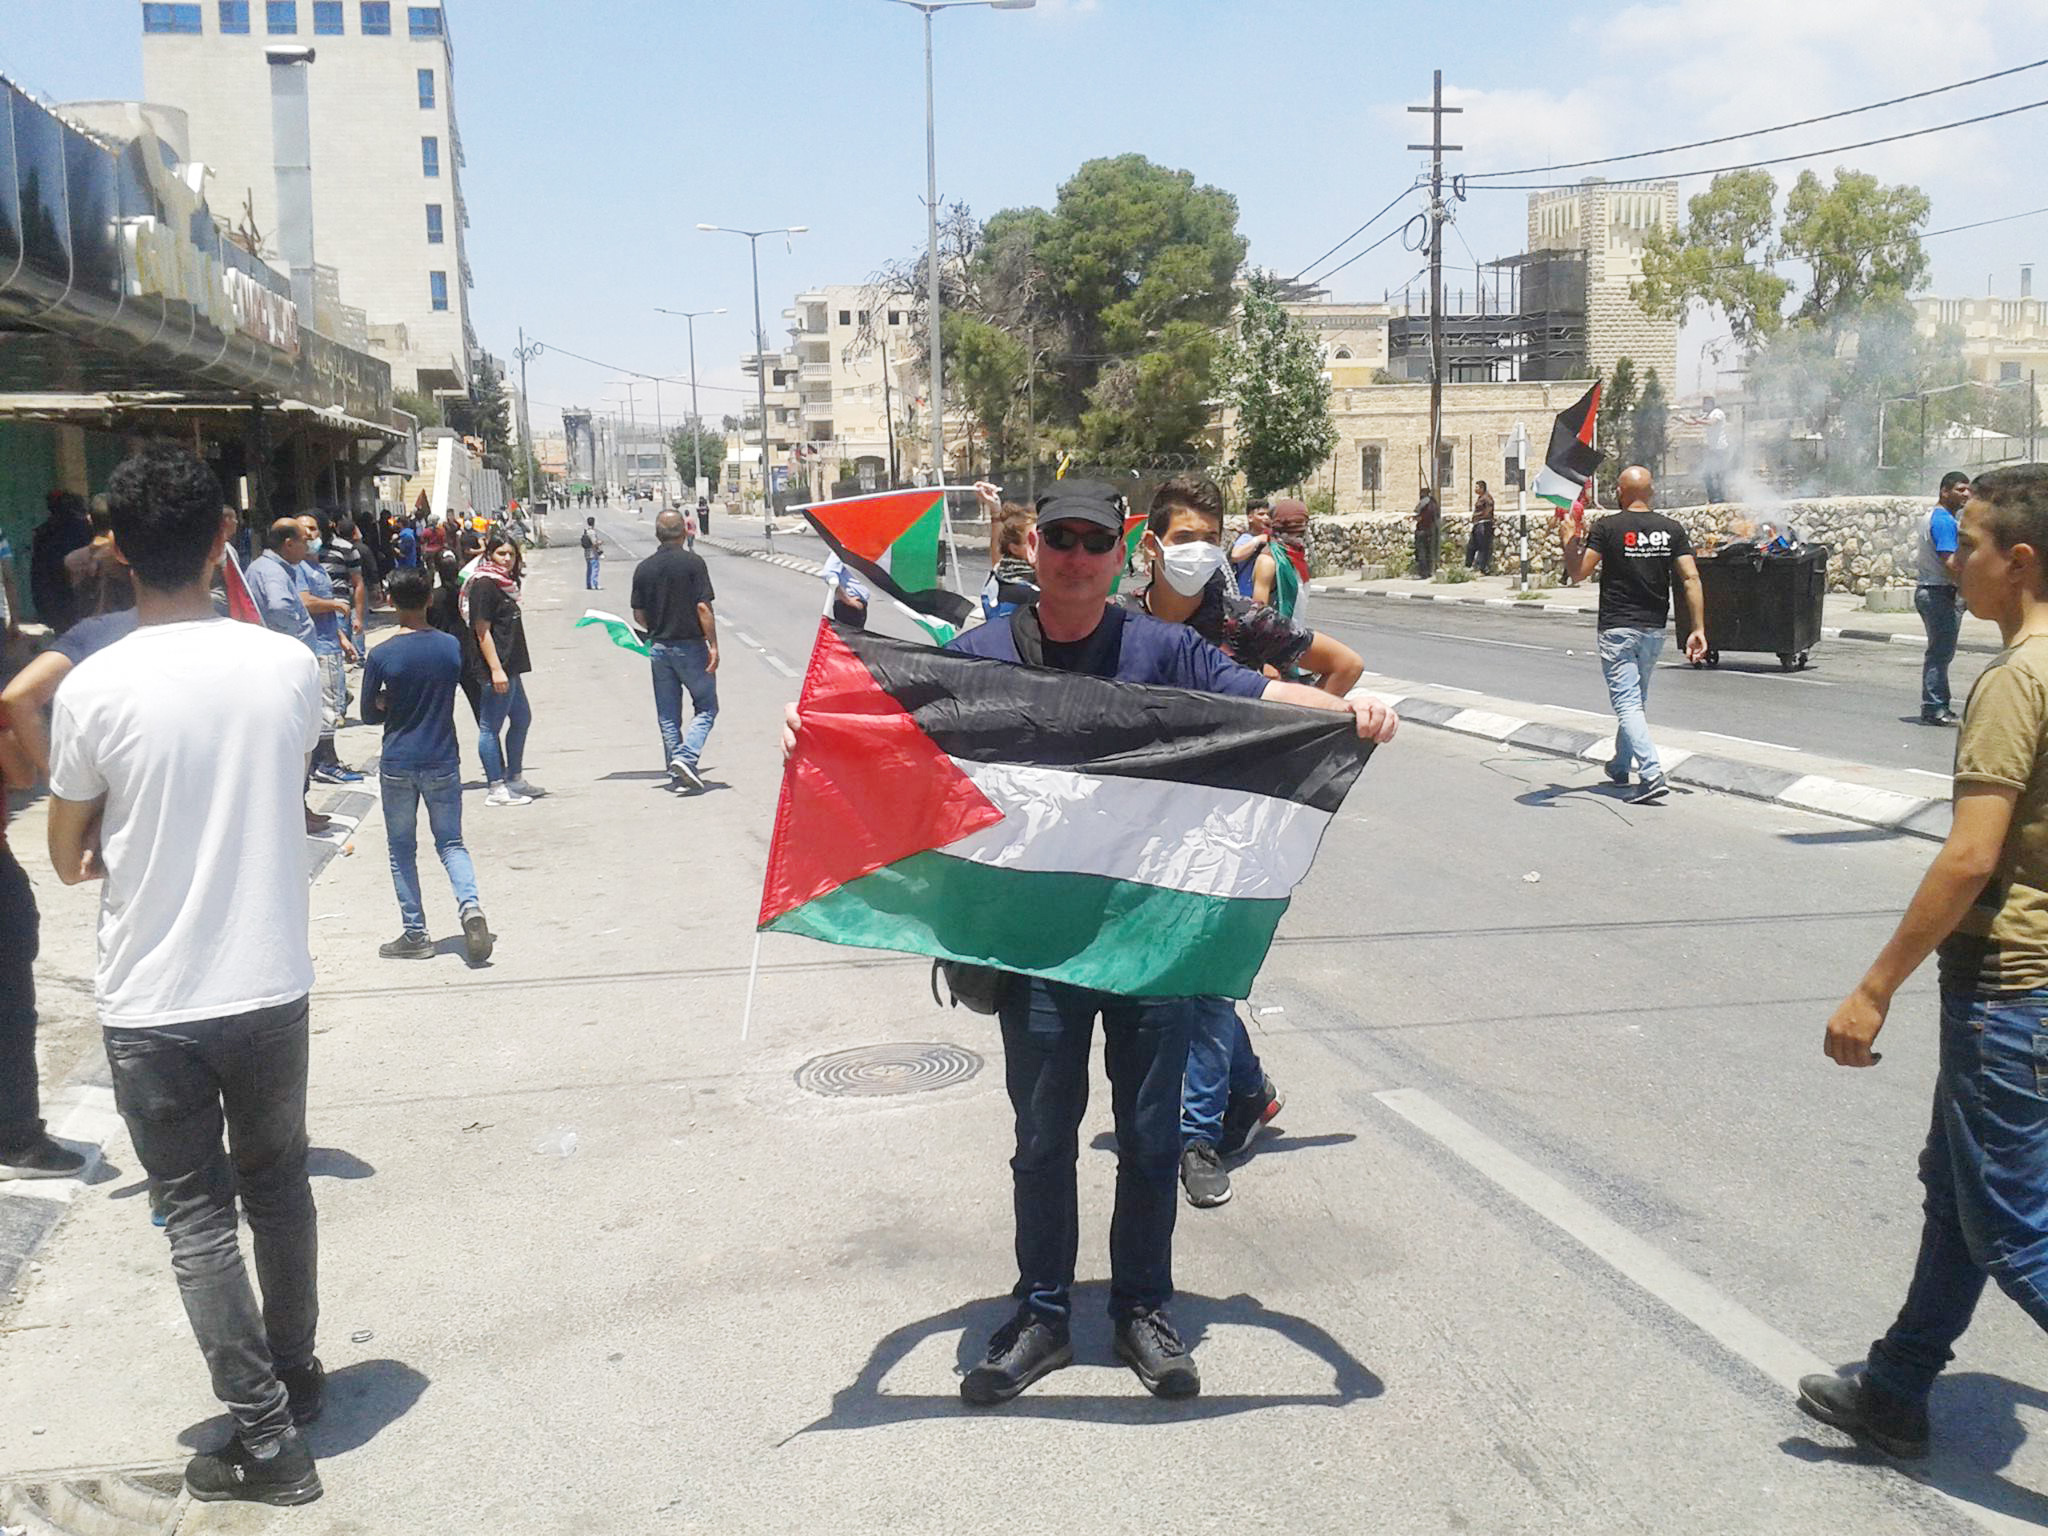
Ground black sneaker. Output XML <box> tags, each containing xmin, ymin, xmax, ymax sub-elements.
<box><xmin>1921</xmin><ymin>710</ymin><xmax>1960</xmax><ymax>728</ymax></box>
<box><xmin>1626</xmin><ymin>776</ymin><xmax>1670</xmax><ymax>806</ymax></box>
<box><xmin>461</xmin><ymin>909</ymin><xmax>495</xmax><ymax>965</ymax></box>
<box><xmin>378</xmin><ymin>931</ymin><xmax>434</xmax><ymax>960</ymax></box>
<box><xmin>1220</xmin><ymin>1074</ymin><xmax>1284</xmax><ymax>1159</ymax></box>
<box><xmin>960</xmin><ymin>1307</ymin><xmax>1073</xmax><ymax>1406</ymax></box>
<box><xmin>1797</xmin><ymin>1371</ymin><xmax>1930</xmax><ymax>1459</ymax></box>
<box><xmin>0</xmin><ymin>1136</ymin><xmax>87</xmax><ymax>1181</ymax></box>
<box><xmin>669</xmin><ymin>758</ymin><xmax>706</xmax><ymax>792</ymax></box>
<box><xmin>1114</xmin><ymin>1308</ymin><xmax>1200</xmax><ymax>1399</ymax></box>
<box><xmin>184</xmin><ymin>1428</ymin><xmax>323</xmax><ymax>1506</ymax></box>
<box><xmin>280</xmin><ymin>1357</ymin><xmax>325</xmax><ymax>1425</ymax></box>
<box><xmin>1179</xmin><ymin>1142</ymin><xmax>1231</xmax><ymax>1208</ymax></box>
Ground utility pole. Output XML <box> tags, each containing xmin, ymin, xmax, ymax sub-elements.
<box><xmin>653</xmin><ymin>378</ymin><xmax>665</xmax><ymax>503</ymax></box>
<box><xmin>622</xmin><ymin>381</ymin><xmax>639</xmax><ymax>500</ymax></box>
<box><xmin>880</xmin><ymin>338</ymin><xmax>900</xmax><ymax>487</ymax></box>
<box><xmin>1408</xmin><ymin>69</ymin><xmax>1460</xmax><ymax>575</ymax></box>
<box><xmin>1025</xmin><ymin>322</ymin><xmax>1037</xmax><ymax>503</ymax></box>
<box><xmin>513</xmin><ymin>328</ymin><xmax>544</xmax><ymax>513</ymax></box>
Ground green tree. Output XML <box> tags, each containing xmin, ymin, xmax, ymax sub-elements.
<box><xmin>1595</xmin><ymin>357</ymin><xmax>1639</xmax><ymax>499</ymax></box>
<box><xmin>667</xmin><ymin>417</ymin><xmax>725</xmax><ymax>495</ymax></box>
<box><xmin>943</xmin><ymin>311</ymin><xmax>1031</xmax><ymax>467</ymax></box>
<box><xmin>1636</xmin><ymin>169</ymin><xmax>1791</xmax><ymax>347</ymax></box>
<box><xmin>444</xmin><ymin>354</ymin><xmax>511</xmax><ymax>465</ymax></box>
<box><xmin>393</xmin><ymin>388</ymin><xmax>441</xmax><ymax>428</ymax></box>
<box><xmin>1224</xmin><ymin>270</ymin><xmax>1336</xmax><ymax>496</ymax></box>
<box><xmin>1778</xmin><ymin>168</ymin><xmax>1931</xmax><ymax>323</ymax></box>
<box><xmin>1633</xmin><ymin>368</ymin><xmax>1671</xmax><ymax>479</ymax></box>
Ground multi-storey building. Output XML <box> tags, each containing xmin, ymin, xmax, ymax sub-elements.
<box><xmin>140</xmin><ymin>0</ymin><xmax>476</xmax><ymax>397</ymax></box>
<box><xmin>1526</xmin><ymin>178</ymin><xmax>1680</xmax><ymax>389</ymax></box>
<box><xmin>1915</xmin><ymin>272</ymin><xmax>2048</xmax><ymax>388</ymax></box>
<box><xmin>790</xmin><ymin>286</ymin><xmax>919</xmax><ymax>491</ymax></box>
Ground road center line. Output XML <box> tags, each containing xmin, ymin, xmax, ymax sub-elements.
<box><xmin>1373</xmin><ymin>1087</ymin><xmax>2027</xmax><ymax>1536</ymax></box>
<box><xmin>761</xmin><ymin>654</ymin><xmax>798</xmax><ymax>678</ymax></box>
<box><xmin>1414</xmin><ymin>629</ymin><xmax>1552</xmax><ymax>652</ymax></box>
<box><xmin>730</xmin><ymin>629</ymin><xmax>761</xmax><ymax>649</ymax></box>
<box><xmin>1700</xmin><ymin>730</ymin><xmax>1799</xmax><ymax>752</ymax></box>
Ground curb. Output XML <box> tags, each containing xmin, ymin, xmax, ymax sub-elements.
<box><xmin>0</xmin><ymin>785</ymin><xmax>377</xmax><ymax>1306</ymax></box>
<box><xmin>1305</xmin><ymin>584</ymin><xmax>2004</xmax><ymax>655</ymax></box>
<box><xmin>1349</xmin><ymin>680</ymin><xmax>1949</xmax><ymax>842</ymax></box>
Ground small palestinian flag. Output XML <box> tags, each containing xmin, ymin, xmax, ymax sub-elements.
<box><xmin>759</xmin><ymin>622</ymin><xmax>1373</xmax><ymax>998</ymax></box>
<box><xmin>1534</xmin><ymin>381</ymin><xmax>1604</xmax><ymax>512</ymax></box>
<box><xmin>576</xmin><ymin>609</ymin><xmax>650</xmax><ymax>657</ymax></box>
<box><xmin>1107</xmin><ymin>510</ymin><xmax>1149</xmax><ymax>595</ymax></box>
<box><xmin>220</xmin><ymin>545</ymin><xmax>262</xmax><ymax>625</ymax></box>
<box><xmin>796</xmin><ymin>489</ymin><xmax>975</xmax><ymax>641</ymax></box>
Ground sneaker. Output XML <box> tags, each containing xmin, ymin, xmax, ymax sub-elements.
<box><xmin>507</xmin><ymin>777</ymin><xmax>544</xmax><ymax>798</ymax></box>
<box><xmin>485</xmin><ymin>784</ymin><xmax>533</xmax><ymax>807</ymax></box>
<box><xmin>280</xmin><ymin>1357</ymin><xmax>325</xmax><ymax>1426</ymax></box>
<box><xmin>1797</xmin><ymin>1371</ymin><xmax>1930</xmax><ymax>1459</ymax></box>
<box><xmin>1921</xmin><ymin>710</ymin><xmax>1960</xmax><ymax>727</ymax></box>
<box><xmin>0</xmin><ymin>1136</ymin><xmax>87</xmax><ymax>1181</ymax></box>
<box><xmin>1626</xmin><ymin>776</ymin><xmax>1670</xmax><ymax>806</ymax></box>
<box><xmin>959</xmin><ymin>1307</ymin><xmax>1073</xmax><ymax>1406</ymax></box>
<box><xmin>184</xmin><ymin>1428</ymin><xmax>323</xmax><ymax>1506</ymax></box>
<box><xmin>310</xmin><ymin>763</ymin><xmax>364</xmax><ymax>785</ymax></box>
<box><xmin>669</xmin><ymin>758</ymin><xmax>705</xmax><ymax>792</ymax></box>
<box><xmin>461</xmin><ymin>908</ymin><xmax>495</xmax><ymax>965</ymax></box>
<box><xmin>378</xmin><ymin>931</ymin><xmax>434</xmax><ymax>960</ymax></box>
<box><xmin>1604</xmin><ymin>762</ymin><xmax>1631</xmax><ymax>786</ymax></box>
<box><xmin>1113</xmin><ymin>1308</ymin><xmax>1200</xmax><ymax>1399</ymax></box>
<box><xmin>1220</xmin><ymin>1074</ymin><xmax>1285</xmax><ymax>1159</ymax></box>
<box><xmin>1179</xmin><ymin>1142</ymin><xmax>1232</xmax><ymax>1207</ymax></box>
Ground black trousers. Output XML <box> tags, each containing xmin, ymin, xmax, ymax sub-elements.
<box><xmin>0</xmin><ymin>846</ymin><xmax>42</xmax><ymax>1152</ymax></box>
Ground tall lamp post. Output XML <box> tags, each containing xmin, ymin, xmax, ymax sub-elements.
<box><xmin>656</xmin><ymin>305</ymin><xmax>727</xmax><ymax>503</ymax></box>
<box><xmin>884</xmin><ymin>0</ymin><xmax>1034</xmax><ymax>490</ymax></box>
<box><xmin>513</xmin><ymin>329</ymin><xmax>544</xmax><ymax>512</ymax></box>
<box><xmin>698</xmin><ymin>224</ymin><xmax>806</xmax><ymax>554</ymax></box>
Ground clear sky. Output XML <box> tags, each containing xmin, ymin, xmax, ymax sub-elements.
<box><xmin>4</xmin><ymin>0</ymin><xmax>2043</xmax><ymax>427</ymax></box>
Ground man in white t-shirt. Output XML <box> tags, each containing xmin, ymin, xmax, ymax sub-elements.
<box><xmin>46</xmin><ymin>442</ymin><xmax>328</xmax><ymax>1509</ymax></box>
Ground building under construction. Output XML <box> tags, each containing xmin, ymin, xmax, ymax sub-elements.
<box><xmin>1387</xmin><ymin>251</ymin><xmax>1590</xmax><ymax>383</ymax></box>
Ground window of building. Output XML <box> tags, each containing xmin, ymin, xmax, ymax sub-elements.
<box><xmin>418</xmin><ymin>67</ymin><xmax>435</xmax><ymax>108</ymax></box>
<box><xmin>1333</xmin><ymin>347</ymin><xmax>1353</xmax><ymax>360</ymax></box>
<box><xmin>420</xmin><ymin>136</ymin><xmax>439</xmax><ymax>177</ymax></box>
<box><xmin>838</xmin><ymin>309</ymin><xmax>851</xmax><ymax>327</ymax></box>
<box><xmin>266</xmin><ymin>1</ymin><xmax>297</xmax><ymax>33</ymax></box>
<box><xmin>429</xmin><ymin>271</ymin><xmax>448</xmax><ymax>311</ymax></box>
<box><xmin>1359</xmin><ymin>442</ymin><xmax>1384</xmax><ymax>494</ymax></box>
<box><xmin>887</xmin><ymin>309</ymin><xmax>902</xmax><ymax>326</ymax></box>
<box><xmin>359</xmin><ymin>1</ymin><xmax>389</xmax><ymax>33</ymax></box>
<box><xmin>144</xmin><ymin>3</ymin><xmax>203</xmax><ymax>32</ymax></box>
<box><xmin>312</xmin><ymin>0</ymin><xmax>342</xmax><ymax>32</ymax></box>
<box><xmin>1437</xmin><ymin>442</ymin><xmax>1455</xmax><ymax>492</ymax></box>
<box><xmin>858</xmin><ymin>309</ymin><xmax>870</xmax><ymax>326</ymax></box>
<box><xmin>407</xmin><ymin>6</ymin><xmax>443</xmax><ymax>36</ymax></box>
<box><xmin>2002</xmin><ymin>361</ymin><xmax>2024</xmax><ymax>383</ymax></box>
<box><xmin>217</xmin><ymin>1</ymin><xmax>250</xmax><ymax>33</ymax></box>
<box><xmin>425</xmin><ymin>204</ymin><xmax>444</xmax><ymax>244</ymax></box>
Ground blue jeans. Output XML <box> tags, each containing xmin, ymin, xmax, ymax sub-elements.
<box><xmin>477</xmin><ymin>675</ymin><xmax>531</xmax><ymax>785</ymax></box>
<box><xmin>651</xmin><ymin>641</ymin><xmax>718</xmax><ymax>770</ymax></box>
<box><xmin>1598</xmin><ymin>626</ymin><xmax>1666</xmax><ymax>781</ymax></box>
<box><xmin>380</xmin><ymin>767</ymin><xmax>481</xmax><ymax>934</ymax></box>
<box><xmin>997</xmin><ymin>977</ymin><xmax>1193</xmax><ymax>1323</ymax></box>
<box><xmin>586</xmin><ymin>556</ymin><xmax>601</xmax><ymax>589</ymax></box>
<box><xmin>1867</xmin><ymin>986</ymin><xmax>2048</xmax><ymax>1403</ymax></box>
<box><xmin>1182</xmin><ymin>996</ymin><xmax>1263</xmax><ymax>1146</ymax></box>
<box><xmin>1916</xmin><ymin>583</ymin><xmax>1962</xmax><ymax>717</ymax></box>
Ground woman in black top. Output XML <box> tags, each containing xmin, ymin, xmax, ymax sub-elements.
<box><xmin>467</xmin><ymin>534</ymin><xmax>537</xmax><ymax>803</ymax></box>
<box><xmin>426</xmin><ymin>550</ymin><xmax>482</xmax><ymax>724</ymax></box>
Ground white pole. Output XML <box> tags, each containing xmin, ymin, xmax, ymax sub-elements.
<box><xmin>741</xmin><ymin>930</ymin><xmax>764</xmax><ymax>1042</ymax></box>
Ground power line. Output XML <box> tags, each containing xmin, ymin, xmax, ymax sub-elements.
<box><xmin>1466</xmin><ymin>95</ymin><xmax>2048</xmax><ymax>191</ymax></box>
<box><xmin>1288</xmin><ymin>180</ymin><xmax>1425</xmax><ymax>283</ymax></box>
<box><xmin>527</xmin><ymin>337</ymin><xmax>758</xmax><ymax>394</ymax></box>
<box><xmin>1466</xmin><ymin>58</ymin><xmax>2048</xmax><ymax>180</ymax></box>
<box><xmin>1304</xmin><ymin>216</ymin><xmax>1426</xmax><ymax>291</ymax></box>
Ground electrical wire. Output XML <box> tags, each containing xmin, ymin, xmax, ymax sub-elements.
<box><xmin>1465</xmin><ymin>95</ymin><xmax>2048</xmax><ymax>191</ymax></box>
<box><xmin>528</xmin><ymin>337</ymin><xmax>759</xmax><ymax>393</ymax></box>
<box><xmin>1289</xmin><ymin>180</ymin><xmax>1425</xmax><ymax>284</ymax></box>
<box><xmin>1304</xmin><ymin>216</ymin><xmax>1426</xmax><ymax>290</ymax></box>
<box><xmin>1466</xmin><ymin>57</ymin><xmax>2048</xmax><ymax>180</ymax></box>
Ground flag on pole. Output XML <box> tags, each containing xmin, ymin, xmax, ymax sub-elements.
<box><xmin>759</xmin><ymin>622</ymin><xmax>1374</xmax><ymax>999</ymax></box>
<box><xmin>794</xmin><ymin>488</ymin><xmax>976</xmax><ymax>642</ymax></box>
<box><xmin>1533</xmin><ymin>382</ymin><xmax>1604</xmax><ymax>512</ymax></box>
<box><xmin>1106</xmin><ymin>510</ymin><xmax>1149</xmax><ymax>595</ymax></box>
<box><xmin>220</xmin><ymin>545</ymin><xmax>261</xmax><ymax>624</ymax></box>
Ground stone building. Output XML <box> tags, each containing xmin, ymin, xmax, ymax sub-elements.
<box><xmin>1321</xmin><ymin>378</ymin><xmax>1599</xmax><ymax>516</ymax></box>
<box><xmin>1281</xmin><ymin>299</ymin><xmax>1396</xmax><ymax>388</ymax></box>
<box><xmin>1914</xmin><ymin>273</ymin><xmax>2048</xmax><ymax>388</ymax></box>
<box><xmin>1526</xmin><ymin>179</ymin><xmax>1679</xmax><ymax>389</ymax></box>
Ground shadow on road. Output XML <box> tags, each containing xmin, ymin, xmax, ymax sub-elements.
<box><xmin>306</xmin><ymin>1147</ymin><xmax>376</xmax><ymax>1180</ymax></box>
<box><xmin>783</xmin><ymin>1285</ymin><xmax>1383</xmax><ymax>1438</ymax></box>
<box><xmin>1780</xmin><ymin>1368</ymin><xmax>2048</xmax><ymax>1528</ymax></box>
<box><xmin>179</xmin><ymin>1358</ymin><xmax>429</xmax><ymax>1459</ymax></box>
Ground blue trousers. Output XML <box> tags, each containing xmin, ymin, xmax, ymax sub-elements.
<box><xmin>477</xmin><ymin>675</ymin><xmax>531</xmax><ymax>785</ymax></box>
<box><xmin>585</xmin><ymin>556</ymin><xmax>602</xmax><ymax>589</ymax></box>
<box><xmin>380</xmin><ymin>767</ymin><xmax>481</xmax><ymax>934</ymax></box>
<box><xmin>1599</xmin><ymin>626</ymin><xmax>1666</xmax><ymax>781</ymax></box>
<box><xmin>1182</xmin><ymin>997</ymin><xmax>1263</xmax><ymax>1145</ymax></box>
<box><xmin>651</xmin><ymin>641</ymin><xmax>718</xmax><ymax>770</ymax></box>
<box><xmin>1916</xmin><ymin>583</ymin><xmax>1961</xmax><ymax>717</ymax></box>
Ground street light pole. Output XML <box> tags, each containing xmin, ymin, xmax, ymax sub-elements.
<box><xmin>513</xmin><ymin>328</ymin><xmax>544</xmax><ymax>513</ymax></box>
<box><xmin>699</xmin><ymin>225</ymin><xmax>806</xmax><ymax>555</ymax></box>
<box><xmin>655</xmin><ymin>305</ymin><xmax>727</xmax><ymax>503</ymax></box>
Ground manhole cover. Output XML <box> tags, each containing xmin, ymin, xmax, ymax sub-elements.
<box><xmin>795</xmin><ymin>1042</ymin><xmax>983</xmax><ymax>1098</ymax></box>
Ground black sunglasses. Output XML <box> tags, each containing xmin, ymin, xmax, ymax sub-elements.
<box><xmin>1040</xmin><ymin>523</ymin><xmax>1119</xmax><ymax>555</ymax></box>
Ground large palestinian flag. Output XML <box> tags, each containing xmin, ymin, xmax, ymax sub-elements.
<box><xmin>759</xmin><ymin>621</ymin><xmax>1373</xmax><ymax>998</ymax></box>
<box><xmin>1534</xmin><ymin>382</ymin><xmax>1604</xmax><ymax>512</ymax></box>
<box><xmin>796</xmin><ymin>489</ymin><xmax>976</xmax><ymax>640</ymax></box>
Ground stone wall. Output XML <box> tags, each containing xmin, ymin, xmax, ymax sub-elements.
<box><xmin>1261</xmin><ymin>495</ymin><xmax>1933</xmax><ymax>594</ymax></box>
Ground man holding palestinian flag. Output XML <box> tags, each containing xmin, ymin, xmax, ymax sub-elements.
<box><xmin>1250</xmin><ymin>497</ymin><xmax>1312</xmax><ymax>620</ymax></box>
<box><xmin>775</xmin><ymin>481</ymin><xmax>1395</xmax><ymax>1406</ymax></box>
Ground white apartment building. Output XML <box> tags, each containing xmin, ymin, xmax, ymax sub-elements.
<box><xmin>140</xmin><ymin>0</ymin><xmax>476</xmax><ymax>397</ymax></box>
<box><xmin>789</xmin><ymin>286</ymin><xmax>919</xmax><ymax>490</ymax></box>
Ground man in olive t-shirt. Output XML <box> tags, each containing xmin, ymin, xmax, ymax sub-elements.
<box><xmin>1804</xmin><ymin>465</ymin><xmax>2048</xmax><ymax>1462</ymax></box>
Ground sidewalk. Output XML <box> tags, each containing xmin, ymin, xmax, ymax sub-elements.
<box><xmin>1306</xmin><ymin>568</ymin><xmax>2005</xmax><ymax>655</ymax></box>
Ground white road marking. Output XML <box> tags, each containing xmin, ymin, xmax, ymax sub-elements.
<box><xmin>1905</xmin><ymin>768</ymin><xmax>1953</xmax><ymax>782</ymax></box>
<box><xmin>1700</xmin><ymin>730</ymin><xmax>1799</xmax><ymax>752</ymax></box>
<box><xmin>762</xmin><ymin>654</ymin><xmax>798</xmax><ymax>679</ymax></box>
<box><xmin>1375</xmin><ymin>1086</ymin><xmax>2030</xmax><ymax>1536</ymax></box>
<box><xmin>1414</xmin><ymin>629</ymin><xmax>1551</xmax><ymax>652</ymax></box>
<box><xmin>1432</xmin><ymin>685</ymin><xmax>1481</xmax><ymax>696</ymax></box>
<box><xmin>730</xmin><ymin>629</ymin><xmax>761</xmax><ymax>648</ymax></box>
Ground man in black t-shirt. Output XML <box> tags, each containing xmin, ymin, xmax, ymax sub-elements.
<box><xmin>630</xmin><ymin>509</ymin><xmax>718</xmax><ymax>790</ymax></box>
<box><xmin>1560</xmin><ymin>465</ymin><xmax>1706</xmax><ymax>805</ymax></box>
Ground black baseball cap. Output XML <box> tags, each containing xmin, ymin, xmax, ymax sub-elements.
<box><xmin>1033</xmin><ymin>480</ymin><xmax>1126</xmax><ymax>534</ymax></box>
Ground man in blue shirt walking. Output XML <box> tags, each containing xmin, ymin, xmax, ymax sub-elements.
<box><xmin>361</xmin><ymin>566</ymin><xmax>494</xmax><ymax>964</ymax></box>
<box><xmin>1917</xmin><ymin>470</ymin><xmax>1971</xmax><ymax>726</ymax></box>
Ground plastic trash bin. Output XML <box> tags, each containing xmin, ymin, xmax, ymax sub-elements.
<box><xmin>1689</xmin><ymin>543</ymin><xmax>1829</xmax><ymax>671</ymax></box>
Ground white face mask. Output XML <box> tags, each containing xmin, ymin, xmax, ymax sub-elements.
<box><xmin>1156</xmin><ymin>539</ymin><xmax>1227</xmax><ymax>596</ymax></box>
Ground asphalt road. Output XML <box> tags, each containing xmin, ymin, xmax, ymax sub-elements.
<box><xmin>3</xmin><ymin>520</ymin><xmax>2040</xmax><ymax>1536</ymax></box>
